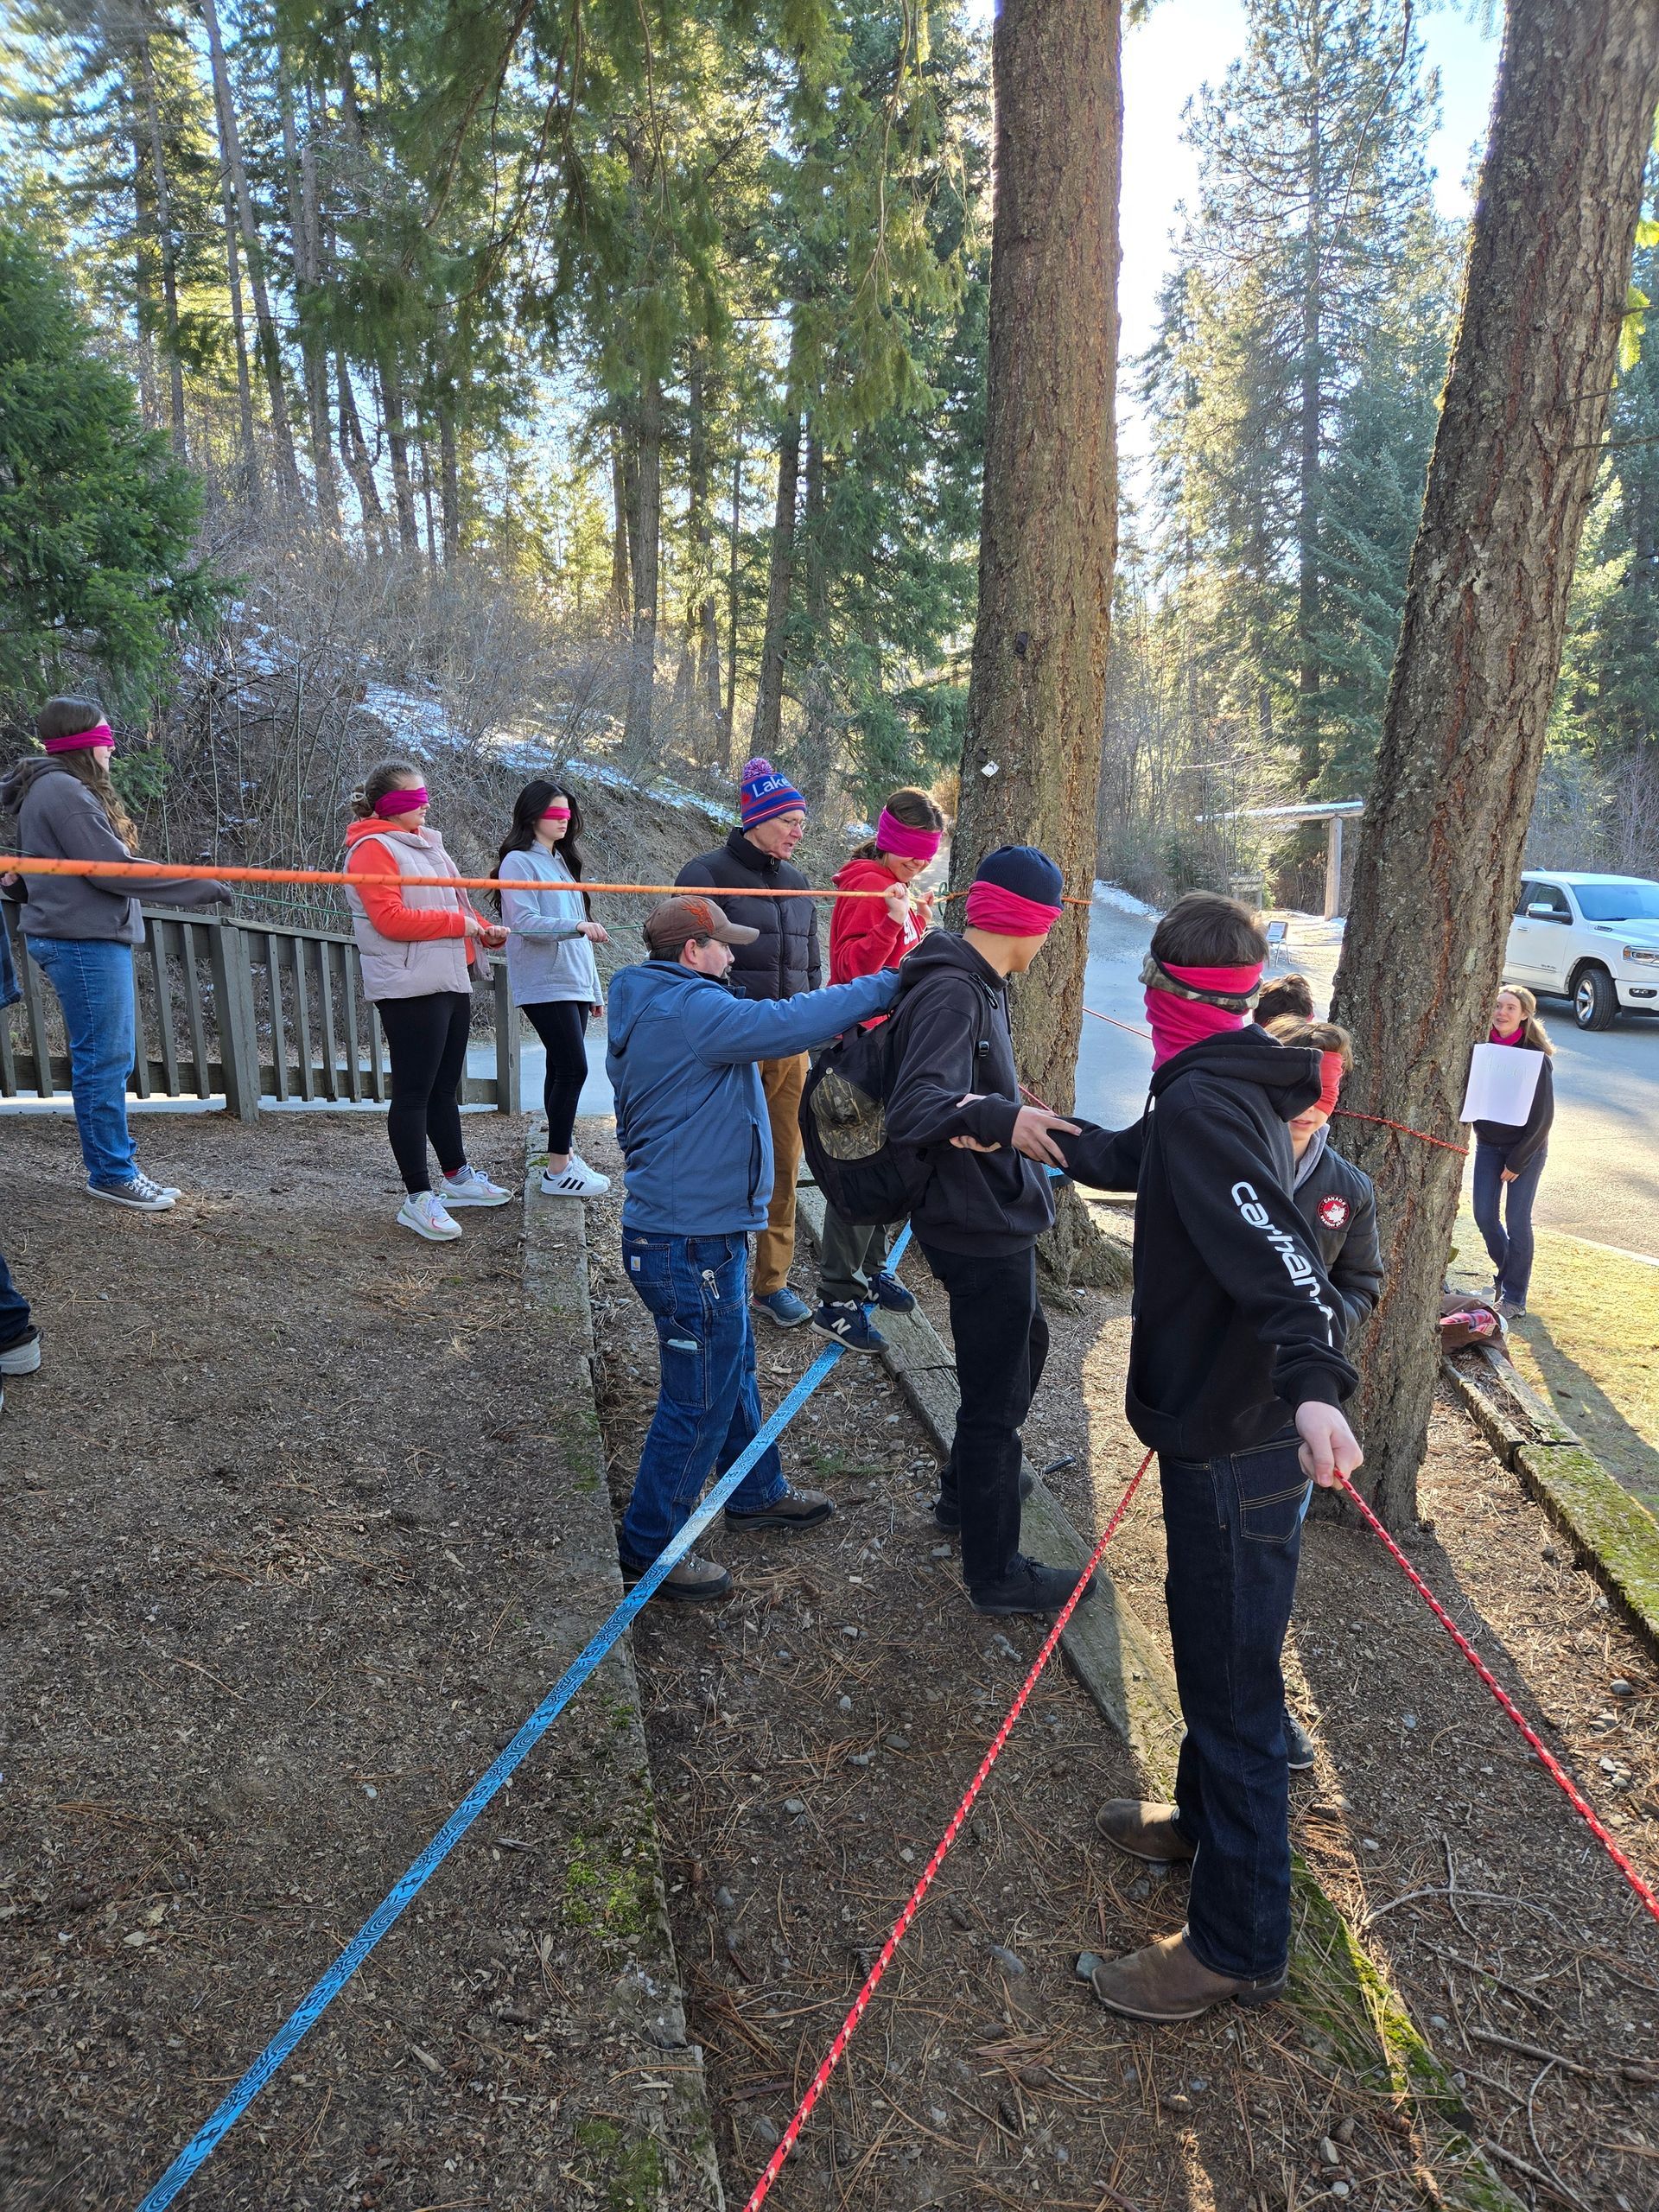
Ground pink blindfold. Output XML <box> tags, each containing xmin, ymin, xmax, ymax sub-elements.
<box><xmin>375</xmin><ymin>785</ymin><xmax>429</xmax><ymax>817</ymax></box>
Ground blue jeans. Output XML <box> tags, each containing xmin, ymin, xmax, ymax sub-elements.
<box><xmin>620</xmin><ymin>1230</ymin><xmax>785</xmax><ymax>1565</ymax></box>
<box><xmin>1472</xmin><ymin>1141</ymin><xmax>1545</xmax><ymax>1306</ymax></box>
<box><xmin>26</xmin><ymin>936</ymin><xmax>139</xmax><ymax>1187</ymax></box>
<box><xmin>1160</xmin><ymin>1432</ymin><xmax>1311</xmax><ymax>1982</ymax></box>
<box><xmin>0</xmin><ymin>1243</ymin><xmax>29</xmax><ymax>1345</ymax></box>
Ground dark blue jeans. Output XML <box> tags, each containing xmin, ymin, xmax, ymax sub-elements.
<box><xmin>1160</xmin><ymin>1431</ymin><xmax>1311</xmax><ymax>1982</ymax></box>
<box><xmin>1472</xmin><ymin>1141</ymin><xmax>1545</xmax><ymax>1307</ymax></box>
<box><xmin>0</xmin><ymin>1244</ymin><xmax>29</xmax><ymax>1346</ymax></box>
<box><xmin>620</xmin><ymin>1230</ymin><xmax>785</xmax><ymax>1565</ymax></box>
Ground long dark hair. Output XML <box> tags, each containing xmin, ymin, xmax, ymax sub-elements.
<box><xmin>852</xmin><ymin>785</ymin><xmax>948</xmax><ymax>862</ymax></box>
<box><xmin>33</xmin><ymin>696</ymin><xmax>137</xmax><ymax>847</ymax></box>
<box><xmin>498</xmin><ymin>780</ymin><xmax>589</xmax><ymax>913</ymax></box>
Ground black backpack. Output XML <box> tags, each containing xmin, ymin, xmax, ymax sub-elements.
<box><xmin>799</xmin><ymin>981</ymin><xmax>995</xmax><ymax>1225</ymax></box>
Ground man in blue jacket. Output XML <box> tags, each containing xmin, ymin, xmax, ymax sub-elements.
<box><xmin>607</xmin><ymin>893</ymin><xmax>903</xmax><ymax>1602</ymax></box>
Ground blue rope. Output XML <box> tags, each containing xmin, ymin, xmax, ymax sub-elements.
<box><xmin>136</xmin><ymin>1221</ymin><xmax>909</xmax><ymax>2210</ymax></box>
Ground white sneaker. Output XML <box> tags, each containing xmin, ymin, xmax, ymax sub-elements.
<box><xmin>442</xmin><ymin>1164</ymin><xmax>513</xmax><ymax>1208</ymax></box>
<box><xmin>88</xmin><ymin>1172</ymin><xmax>178</xmax><ymax>1211</ymax></box>
<box><xmin>397</xmin><ymin>1191</ymin><xmax>463</xmax><ymax>1242</ymax></box>
<box><xmin>540</xmin><ymin>1160</ymin><xmax>611</xmax><ymax>1198</ymax></box>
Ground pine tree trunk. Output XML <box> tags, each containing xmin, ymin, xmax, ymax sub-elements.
<box><xmin>200</xmin><ymin>0</ymin><xmax>300</xmax><ymax>498</ymax></box>
<box><xmin>624</xmin><ymin>376</ymin><xmax>663</xmax><ymax>749</ymax></box>
<box><xmin>438</xmin><ymin>396</ymin><xmax>461</xmax><ymax>563</ymax></box>
<box><xmin>952</xmin><ymin>0</ymin><xmax>1123</xmax><ymax>1286</ymax></box>
<box><xmin>1297</xmin><ymin>99</ymin><xmax>1324</xmax><ymax>791</ymax></box>
<box><xmin>336</xmin><ymin>353</ymin><xmax>386</xmax><ymax>547</ymax></box>
<box><xmin>1327</xmin><ymin>0</ymin><xmax>1659</xmax><ymax>1528</ymax></box>
<box><xmin>751</xmin><ymin>336</ymin><xmax>804</xmax><ymax>756</ymax></box>
<box><xmin>725</xmin><ymin>447</ymin><xmax>742</xmax><ymax>761</ymax></box>
<box><xmin>282</xmin><ymin>73</ymin><xmax>339</xmax><ymax>524</ymax></box>
<box><xmin>134</xmin><ymin>41</ymin><xmax>187</xmax><ymax>455</ymax></box>
<box><xmin>686</xmin><ymin>346</ymin><xmax>723</xmax><ymax>756</ymax></box>
<box><xmin>218</xmin><ymin>172</ymin><xmax>256</xmax><ymax>483</ymax></box>
<box><xmin>378</xmin><ymin>359</ymin><xmax>420</xmax><ymax>554</ymax></box>
<box><xmin>610</xmin><ymin>427</ymin><xmax>632</xmax><ymax>632</ymax></box>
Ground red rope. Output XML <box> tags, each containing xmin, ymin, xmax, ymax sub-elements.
<box><xmin>1332</xmin><ymin>1108</ymin><xmax>1468</xmax><ymax>1157</ymax></box>
<box><xmin>741</xmin><ymin>1451</ymin><xmax>1154</xmax><ymax>2212</ymax></box>
<box><xmin>1336</xmin><ymin>1473</ymin><xmax>1659</xmax><ymax>1927</ymax></box>
<box><xmin>1077</xmin><ymin>1006</ymin><xmax>1468</xmax><ymax>1157</ymax></box>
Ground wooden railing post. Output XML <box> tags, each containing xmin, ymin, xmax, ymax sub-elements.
<box><xmin>493</xmin><ymin>959</ymin><xmax>520</xmax><ymax>1116</ymax></box>
<box><xmin>207</xmin><ymin>918</ymin><xmax>261</xmax><ymax>1122</ymax></box>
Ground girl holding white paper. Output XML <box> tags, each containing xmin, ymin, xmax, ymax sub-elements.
<box><xmin>1471</xmin><ymin>985</ymin><xmax>1554</xmax><ymax>1316</ymax></box>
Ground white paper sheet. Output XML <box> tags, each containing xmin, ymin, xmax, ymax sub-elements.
<box><xmin>1459</xmin><ymin>1041</ymin><xmax>1544</xmax><ymax>1127</ymax></box>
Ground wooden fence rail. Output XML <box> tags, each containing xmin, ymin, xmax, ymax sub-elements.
<box><xmin>1</xmin><ymin>908</ymin><xmax>521</xmax><ymax>1119</ymax></box>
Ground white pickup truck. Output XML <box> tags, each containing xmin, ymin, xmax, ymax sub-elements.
<box><xmin>1503</xmin><ymin>871</ymin><xmax>1659</xmax><ymax>1030</ymax></box>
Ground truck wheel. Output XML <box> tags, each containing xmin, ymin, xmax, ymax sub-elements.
<box><xmin>1573</xmin><ymin>964</ymin><xmax>1618</xmax><ymax>1031</ymax></box>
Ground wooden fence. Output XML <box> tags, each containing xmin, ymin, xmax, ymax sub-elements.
<box><xmin>1</xmin><ymin>908</ymin><xmax>522</xmax><ymax>1120</ymax></box>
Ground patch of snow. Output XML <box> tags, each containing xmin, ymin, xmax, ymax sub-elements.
<box><xmin>844</xmin><ymin>819</ymin><xmax>876</xmax><ymax>844</ymax></box>
<box><xmin>357</xmin><ymin>682</ymin><xmax>458</xmax><ymax>753</ymax></box>
<box><xmin>1093</xmin><ymin>880</ymin><xmax>1161</xmax><ymax>918</ymax></box>
<box><xmin>564</xmin><ymin>758</ymin><xmax>732</xmax><ymax>819</ymax></box>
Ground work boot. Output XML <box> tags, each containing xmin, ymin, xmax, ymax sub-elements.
<box><xmin>724</xmin><ymin>1484</ymin><xmax>834</xmax><ymax>1534</ymax></box>
<box><xmin>619</xmin><ymin>1549</ymin><xmax>734</xmax><ymax>1605</ymax></box>
<box><xmin>968</xmin><ymin>1554</ymin><xmax>1095</xmax><ymax>1617</ymax></box>
<box><xmin>934</xmin><ymin>1466</ymin><xmax>1033</xmax><ymax>1533</ymax></box>
<box><xmin>1089</xmin><ymin>1930</ymin><xmax>1287</xmax><ymax>2022</ymax></box>
<box><xmin>1094</xmin><ymin>1799</ymin><xmax>1197</xmax><ymax>1865</ymax></box>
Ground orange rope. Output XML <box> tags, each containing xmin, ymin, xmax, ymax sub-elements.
<box><xmin>0</xmin><ymin>855</ymin><xmax>1095</xmax><ymax>903</ymax></box>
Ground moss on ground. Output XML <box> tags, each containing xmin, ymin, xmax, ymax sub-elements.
<box><xmin>572</xmin><ymin>2117</ymin><xmax>667</xmax><ymax>2211</ymax></box>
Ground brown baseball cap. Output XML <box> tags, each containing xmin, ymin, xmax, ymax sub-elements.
<box><xmin>643</xmin><ymin>894</ymin><xmax>760</xmax><ymax>955</ymax></box>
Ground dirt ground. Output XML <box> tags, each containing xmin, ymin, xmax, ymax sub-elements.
<box><xmin>0</xmin><ymin>1110</ymin><xmax>706</xmax><ymax>2212</ymax></box>
<box><xmin>582</xmin><ymin>1130</ymin><xmax>1659</xmax><ymax>2212</ymax></box>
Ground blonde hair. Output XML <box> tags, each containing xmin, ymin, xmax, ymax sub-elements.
<box><xmin>1493</xmin><ymin>982</ymin><xmax>1555</xmax><ymax>1056</ymax></box>
<box><xmin>1267</xmin><ymin>1014</ymin><xmax>1354</xmax><ymax>1073</ymax></box>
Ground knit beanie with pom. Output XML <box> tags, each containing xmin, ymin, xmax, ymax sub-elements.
<box><xmin>738</xmin><ymin>756</ymin><xmax>807</xmax><ymax>832</ymax></box>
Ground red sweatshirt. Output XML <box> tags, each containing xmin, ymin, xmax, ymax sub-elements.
<box><xmin>829</xmin><ymin>855</ymin><xmax>925</xmax><ymax>985</ymax></box>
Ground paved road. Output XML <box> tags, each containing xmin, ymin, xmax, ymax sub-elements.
<box><xmin>1072</xmin><ymin>900</ymin><xmax>1659</xmax><ymax>1262</ymax></box>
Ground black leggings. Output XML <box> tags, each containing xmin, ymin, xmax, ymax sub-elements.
<box><xmin>376</xmin><ymin>991</ymin><xmax>472</xmax><ymax>1192</ymax></box>
<box><xmin>522</xmin><ymin>1000</ymin><xmax>590</xmax><ymax>1154</ymax></box>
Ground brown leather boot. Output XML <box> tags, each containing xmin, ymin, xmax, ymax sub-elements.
<box><xmin>1090</xmin><ymin>1930</ymin><xmax>1287</xmax><ymax>2022</ymax></box>
<box><xmin>1093</xmin><ymin>1799</ymin><xmax>1197</xmax><ymax>1865</ymax></box>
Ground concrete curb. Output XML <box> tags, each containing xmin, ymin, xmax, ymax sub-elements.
<box><xmin>1444</xmin><ymin>1345</ymin><xmax>1659</xmax><ymax>1662</ymax></box>
<box><xmin>522</xmin><ymin>1141</ymin><xmax>726</xmax><ymax>2210</ymax></box>
<box><xmin>796</xmin><ymin>1186</ymin><xmax>1522</xmax><ymax>2211</ymax></box>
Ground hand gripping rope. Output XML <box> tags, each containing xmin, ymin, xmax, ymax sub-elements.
<box><xmin>741</xmin><ymin>1449</ymin><xmax>1154</xmax><ymax>2212</ymax></box>
<box><xmin>132</xmin><ymin>1229</ymin><xmax>909</xmax><ymax>2212</ymax></box>
<box><xmin>1334</xmin><ymin>1472</ymin><xmax>1659</xmax><ymax>1929</ymax></box>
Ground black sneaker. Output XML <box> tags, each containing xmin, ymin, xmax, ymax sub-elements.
<box><xmin>934</xmin><ymin>1466</ymin><xmax>1034</xmax><ymax>1533</ymax></box>
<box><xmin>0</xmin><ymin>1325</ymin><xmax>41</xmax><ymax>1376</ymax></box>
<box><xmin>810</xmin><ymin>1300</ymin><xmax>887</xmax><ymax>1354</ymax></box>
<box><xmin>969</xmin><ymin>1554</ymin><xmax>1096</xmax><ymax>1616</ymax></box>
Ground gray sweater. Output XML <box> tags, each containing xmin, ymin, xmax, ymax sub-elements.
<box><xmin>498</xmin><ymin>846</ymin><xmax>602</xmax><ymax>1007</ymax></box>
<box><xmin>0</xmin><ymin>761</ymin><xmax>230</xmax><ymax>944</ymax></box>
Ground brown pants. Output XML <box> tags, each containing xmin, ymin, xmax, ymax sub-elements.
<box><xmin>753</xmin><ymin>1052</ymin><xmax>809</xmax><ymax>1296</ymax></box>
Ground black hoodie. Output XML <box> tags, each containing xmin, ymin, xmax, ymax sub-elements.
<box><xmin>1058</xmin><ymin>1026</ymin><xmax>1359</xmax><ymax>1461</ymax></box>
<box><xmin>882</xmin><ymin>931</ymin><xmax>1056</xmax><ymax>1255</ymax></box>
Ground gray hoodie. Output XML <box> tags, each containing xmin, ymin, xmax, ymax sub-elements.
<box><xmin>0</xmin><ymin>759</ymin><xmax>231</xmax><ymax>945</ymax></box>
<box><xmin>497</xmin><ymin>845</ymin><xmax>602</xmax><ymax>1007</ymax></box>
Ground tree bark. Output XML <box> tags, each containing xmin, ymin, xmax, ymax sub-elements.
<box><xmin>438</xmin><ymin>392</ymin><xmax>461</xmax><ymax>563</ymax></box>
<box><xmin>726</xmin><ymin>446</ymin><xmax>742</xmax><ymax>761</ymax></box>
<box><xmin>609</xmin><ymin>425</ymin><xmax>632</xmax><ymax>632</ymax></box>
<box><xmin>217</xmin><ymin>162</ymin><xmax>256</xmax><ymax>483</ymax></box>
<box><xmin>336</xmin><ymin>353</ymin><xmax>386</xmax><ymax>547</ymax></box>
<box><xmin>952</xmin><ymin>0</ymin><xmax>1123</xmax><ymax>1285</ymax></box>
<box><xmin>685</xmin><ymin>345</ymin><xmax>723</xmax><ymax>756</ymax></box>
<box><xmin>281</xmin><ymin>70</ymin><xmax>339</xmax><ymax>524</ymax></box>
<box><xmin>133</xmin><ymin>36</ymin><xmax>187</xmax><ymax>455</ymax></box>
<box><xmin>750</xmin><ymin>331</ymin><xmax>804</xmax><ymax>757</ymax></box>
<box><xmin>200</xmin><ymin>0</ymin><xmax>301</xmax><ymax>498</ymax></box>
<box><xmin>1296</xmin><ymin>87</ymin><xmax>1324</xmax><ymax>791</ymax></box>
<box><xmin>378</xmin><ymin>358</ymin><xmax>421</xmax><ymax>555</ymax></box>
<box><xmin>624</xmin><ymin>375</ymin><xmax>664</xmax><ymax>749</ymax></box>
<box><xmin>1327</xmin><ymin>0</ymin><xmax>1659</xmax><ymax>1527</ymax></box>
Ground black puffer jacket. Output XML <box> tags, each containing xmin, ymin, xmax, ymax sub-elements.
<box><xmin>677</xmin><ymin>828</ymin><xmax>822</xmax><ymax>1002</ymax></box>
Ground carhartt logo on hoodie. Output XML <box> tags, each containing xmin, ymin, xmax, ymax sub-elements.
<box><xmin>1231</xmin><ymin>1180</ymin><xmax>1336</xmax><ymax>1336</ymax></box>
